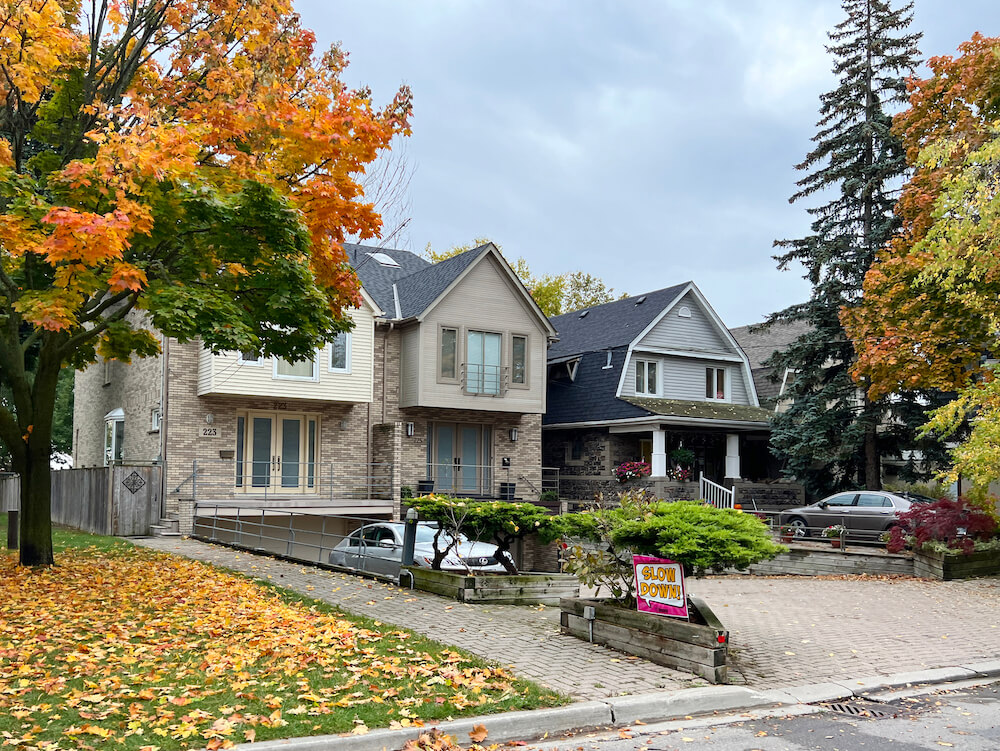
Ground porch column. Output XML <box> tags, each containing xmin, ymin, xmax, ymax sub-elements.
<box><xmin>652</xmin><ymin>429</ymin><xmax>667</xmax><ymax>477</ymax></box>
<box><xmin>725</xmin><ymin>433</ymin><xmax>740</xmax><ymax>480</ymax></box>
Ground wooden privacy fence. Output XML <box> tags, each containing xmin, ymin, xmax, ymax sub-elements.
<box><xmin>0</xmin><ymin>466</ymin><xmax>161</xmax><ymax>537</ymax></box>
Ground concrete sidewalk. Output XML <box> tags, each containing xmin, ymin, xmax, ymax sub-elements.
<box><xmin>136</xmin><ymin>537</ymin><xmax>1000</xmax><ymax>698</ymax></box>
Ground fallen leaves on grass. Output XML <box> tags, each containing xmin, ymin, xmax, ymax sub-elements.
<box><xmin>0</xmin><ymin>549</ymin><xmax>540</xmax><ymax>750</ymax></box>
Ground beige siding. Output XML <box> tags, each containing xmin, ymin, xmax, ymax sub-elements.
<box><xmin>637</xmin><ymin>291</ymin><xmax>737</xmax><ymax>355</ymax></box>
<box><xmin>197</xmin><ymin>305</ymin><xmax>376</xmax><ymax>403</ymax></box>
<box><xmin>412</xmin><ymin>255</ymin><xmax>547</xmax><ymax>414</ymax></box>
<box><xmin>399</xmin><ymin>326</ymin><xmax>420</xmax><ymax>407</ymax></box>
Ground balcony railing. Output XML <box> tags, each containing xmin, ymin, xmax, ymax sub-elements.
<box><xmin>408</xmin><ymin>464</ymin><xmax>559</xmax><ymax>501</ymax></box>
<box><xmin>461</xmin><ymin>363</ymin><xmax>508</xmax><ymax>396</ymax></box>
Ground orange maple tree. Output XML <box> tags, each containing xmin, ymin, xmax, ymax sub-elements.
<box><xmin>843</xmin><ymin>34</ymin><xmax>1000</xmax><ymax>484</ymax></box>
<box><xmin>0</xmin><ymin>0</ymin><xmax>411</xmax><ymax>565</ymax></box>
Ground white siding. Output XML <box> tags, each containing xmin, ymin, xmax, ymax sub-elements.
<box><xmin>622</xmin><ymin>354</ymin><xmax>752</xmax><ymax>405</ymax></box>
<box><xmin>413</xmin><ymin>255</ymin><xmax>547</xmax><ymax>414</ymax></box>
<box><xmin>197</xmin><ymin>304</ymin><xmax>376</xmax><ymax>403</ymax></box>
<box><xmin>636</xmin><ymin>292</ymin><xmax>737</xmax><ymax>355</ymax></box>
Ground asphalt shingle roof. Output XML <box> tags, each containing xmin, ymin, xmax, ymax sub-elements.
<box><xmin>729</xmin><ymin>320</ymin><xmax>811</xmax><ymax>404</ymax></box>
<box><xmin>544</xmin><ymin>348</ymin><xmax>649</xmax><ymax>425</ymax></box>
<box><xmin>343</xmin><ymin>243</ymin><xmax>493</xmax><ymax>320</ymax></box>
<box><xmin>547</xmin><ymin>283</ymin><xmax>689</xmax><ymax>359</ymax></box>
<box><xmin>620</xmin><ymin>397</ymin><xmax>772</xmax><ymax>424</ymax></box>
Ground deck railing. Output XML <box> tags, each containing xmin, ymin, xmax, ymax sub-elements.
<box><xmin>409</xmin><ymin>464</ymin><xmax>559</xmax><ymax>500</ymax></box>
<box><xmin>699</xmin><ymin>472</ymin><xmax>735</xmax><ymax>509</ymax></box>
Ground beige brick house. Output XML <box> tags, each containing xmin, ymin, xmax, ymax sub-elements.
<box><xmin>73</xmin><ymin>243</ymin><xmax>557</xmax><ymax>531</ymax></box>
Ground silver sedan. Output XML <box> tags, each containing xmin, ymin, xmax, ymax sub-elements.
<box><xmin>778</xmin><ymin>491</ymin><xmax>936</xmax><ymax>540</ymax></box>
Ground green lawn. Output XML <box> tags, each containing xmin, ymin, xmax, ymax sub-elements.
<box><xmin>0</xmin><ymin>517</ymin><xmax>566</xmax><ymax>750</ymax></box>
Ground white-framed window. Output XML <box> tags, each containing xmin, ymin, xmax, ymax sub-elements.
<box><xmin>439</xmin><ymin>326</ymin><xmax>458</xmax><ymax>382</ymax></box>
<box><xmin>150</xmin><ymin>407</ymin><xmax>161</xmax><ymax>433</ymax></box>
<box><xmin>104</xmin><ymin>408</ymin><xmax>124</xmax><ymax>466</ymax></box>
<box><xmin>274</xmin><ymin>356</ymin><xmax>318</xmax><ymax>381</ymax></box>
<box><xmin>705</xmin><ymin>366</ymin><xmax>727</xmax><ymax>400</ymax></box>
<box><xmin>635</xmin><ymin>359</ymin><xmax>659</xmax><ymax>395</ymax></box>
<box><xmin>328</xmin><ymin>332</ymin><xmax>351</xmax><ymax>373</ymax></box>
<box><xmin>511</xmin><ymin>334</ymin><xmax>528</xmax><ymax>387</ymax></box>
<box><xmin>238</xmin><ymin>351</ymin><xmax>263</xmax><ymax>366</ymax></box>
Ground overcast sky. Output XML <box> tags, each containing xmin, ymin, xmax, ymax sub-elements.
<box><xmin>296</xmin><ymin>0</ymin><xmax>994</xmax><ymax>327</ymax></box>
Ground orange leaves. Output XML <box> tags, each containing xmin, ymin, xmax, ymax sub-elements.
<box><xmin>0</xmin><ymin>548</ymin><xmax>527</xmax><ymax>750</ymax></box>
<box><xmin>40</xmin><ymin>208</ymin><xmax>132</xmax><ymax>264</ymax></box>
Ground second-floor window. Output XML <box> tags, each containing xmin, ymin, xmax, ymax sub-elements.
<box><xmin>467</xmin><ymin>330</ymin><xmax>502</xmax><ymax>395</ymax></box>
<box><xmin>329</xmin><ymin>332</ymin><xmax>351</xmax><ymax>373</ymax></box>
<box><xmin>275</xmin><ymin>356</ymin><xmax>318</xmax><ymax>381</ymax></box>
<box><xmin>511</xmin><ymin>334</ymin><xmax>528</xmax><ymax>386</ymax></box>
<box><xmin>440</xmin><ymin>327</ymin><xmax>458</xmax><ymax>381</ymax></box>
<box><xmin>706</xmin><ymin>367</ymin><xmax>727</xmax><ymax>400</ymax></box>
<box><xmin>635</xmin><ymin>359</ymin><xmax>658</xmax><ymax>395</ymax></box>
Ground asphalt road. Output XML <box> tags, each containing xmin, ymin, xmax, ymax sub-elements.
<box><xmin>526</xmin><ymin>680</ymin><xmax>1000</xmax><ymax>751</ymax></box>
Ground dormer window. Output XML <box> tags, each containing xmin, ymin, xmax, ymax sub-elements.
<box><xmin>706</xmin><ymin>367</ymin><xmax>727</xmax><ymax>400</ymax></box>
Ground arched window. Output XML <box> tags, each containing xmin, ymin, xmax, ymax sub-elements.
<box><xmin>104</xmin><ymin>408</ymin><xmax>124</xmax><ymax>466</ymax></box>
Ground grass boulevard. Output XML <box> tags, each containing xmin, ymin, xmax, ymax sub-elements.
<box><xmin>0</xmin><ymin>517</ymin><xmax>564</xmax><ymax>751</ymax></box>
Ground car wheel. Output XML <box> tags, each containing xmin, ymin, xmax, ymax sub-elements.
<box><xmin>788</xmin><ymin>517</ymin><xmax>809</xmax><ymax>538</ymax></box>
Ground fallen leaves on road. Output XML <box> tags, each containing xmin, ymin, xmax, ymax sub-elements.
<box><xmin>0</xmin><ymin>548</ymin><xmax>547</xmax><ymax>750</ymax></box>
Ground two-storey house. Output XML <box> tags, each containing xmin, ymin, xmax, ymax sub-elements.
<box><xmin>542</xmin><ymin>283</ymin><xmax>773</xmax><ymax>500</ymax></box>
<box><xmin>73</xmin><ymin>243</ymin><xmax>556</xmax><ymax>529</ymax></box>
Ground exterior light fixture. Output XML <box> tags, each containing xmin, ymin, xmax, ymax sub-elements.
<box><xmin>405</xmin><ymin>422</ymin><xmax>415</xmax><ymax>437</ymax></box>
<box><xmin>509</xmin><ymin>428</ymin><xmax>518</xmax><ymax>442</ymax></box>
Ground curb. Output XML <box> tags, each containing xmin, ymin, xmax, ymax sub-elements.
<box><xmin>234</xmin><ymin>663</ymin><xmax>1000</xmax><ymax>751</ymax></box>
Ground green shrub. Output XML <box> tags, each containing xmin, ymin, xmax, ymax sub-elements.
<box><xmin>554</xmin><ymin>490</ymin><xmax>784</xmax><ymax>605</ymax></box>
<box><xmin>407</xmin><ymin>495</ymin><xmax>558</xmax><ymax>574</ymax></box>
<box><xmin>400</xmin><ymin>485</ymin><xmax>414</xmax><ymax>500</ymax></box>
<box><xmin>539</xmin><ymin>490</ymin><xmax>560</xmax><ymax>504</ymax></box>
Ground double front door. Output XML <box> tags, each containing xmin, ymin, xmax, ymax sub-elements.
<box><xmin>430</xmin><ymin>423</ymin><xmax>492</xmax><ymax>496</ymax></box>
<box><xmin>237</xmin><ymin>412</ymin><xmax>318</xmax><ymax>493</ymax></box>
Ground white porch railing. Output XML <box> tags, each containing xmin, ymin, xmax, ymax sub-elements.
<box><xmin>699</xmin><ymin>472</ymin><xmax>734</xmax><ymax>509</ymax></box>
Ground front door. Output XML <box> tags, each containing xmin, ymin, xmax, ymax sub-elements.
<box><xmin>237</xmin><ymin>412</ymin><xmax>318</xmax><ymax>493</ymax></box>
<box><xmin>430</xmin><ymin>423</ymin><xmax>492</xmax><ymax>496</ymax></box>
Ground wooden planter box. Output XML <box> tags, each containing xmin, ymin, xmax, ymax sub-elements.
<box><xmin>750</xmin><ymin>546</ymin><xmax>914</xmax><ymax>577</ymax></box>
<box><xmin>560</xmin><ymin>596</ymin><xmax>728</xmax><ymax>684</ymax></box>
<box><xmin>404</xmin><ymin>567</ymin><xmax>580</xmax><ymax>605</ymax></box>
<box><xmin>913</xmin><ymin>548</ymin><xmax>1000</xmax><ymax>580</ymax></box>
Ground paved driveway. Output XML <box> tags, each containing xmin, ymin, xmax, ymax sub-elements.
<box><xmin>135</xmin><ymin>538</ymin><xmax>1000</xmax><ymax>699</ymax></box>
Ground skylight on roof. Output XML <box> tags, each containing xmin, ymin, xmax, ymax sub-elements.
<box><xmin>579</xmin><ymin>310</ymin><xmax>589</xmax><ymax>318</ymax></box>
<box><xmin>366</xmin><ymin>252</ymin><xmax>401</xmax><ymax>268</ymax></box>
<box><xmin>635</xmin><ymin>296</ymin><xmax>647</xmax><ymax>305</ymax></box>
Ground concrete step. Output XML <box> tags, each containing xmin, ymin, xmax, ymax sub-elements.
<box><xmin>150</xmin><ymin>523</ymin><xmax>181</xmax><ymax>537</ymax></box>
<box><xmin>156</xmin><ymin>517</ymin><xmax>180</xmax><ymax>532</ymax></box>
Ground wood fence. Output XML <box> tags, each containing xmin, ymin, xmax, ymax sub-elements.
<box><xmin>0</xmin><ymin>466</ymin><xmax>161</xmax><ymax>536</ymax></box>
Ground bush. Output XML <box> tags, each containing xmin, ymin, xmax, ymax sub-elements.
<box><xmin>887</xmin><ymin>497</ymin><xmax>997</xmax><ymax>554</ymax></box>
<box><xmin>554</xmin><ymin>490</ymin><xmax>784</xmax><ymax>605</ymax></box>
<box><xmin>539</xmin><ymin>490</ymin><xmax>560</xmax><ymax>504</ymax></box>
<box><xmin>882</xmin><ymin>480</ymin><xmax>954</xmax><ymax>501</ymax></box>
<box><xmin>400</xmin><ymin>485</ymin><xmax>414</xmax><ymax>500</ymax></box>
<box><xmin>406</xmin><ymin>495</ymin><xmax>558</xmax><ymax>574</ymax></box>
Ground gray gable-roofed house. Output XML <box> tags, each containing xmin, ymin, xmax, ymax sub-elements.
<box><xmin>542</xmin><ymin>282</ymin><xmax>775</xmax><ymax>501</ymax></box>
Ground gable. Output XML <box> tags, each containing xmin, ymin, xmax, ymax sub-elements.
<box><xmin>635</xmin><ymin>291</ymin><xmax>737</xmax><ymax>355</ymax></box>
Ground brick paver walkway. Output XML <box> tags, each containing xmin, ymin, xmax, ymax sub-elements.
<box><xmin>135</xmin><ymin>538</ymin><xmax>1000</xmax><ymax>698</ymax></box>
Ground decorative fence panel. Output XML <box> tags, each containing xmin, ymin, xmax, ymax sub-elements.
<box><xmin>1</xmin><ymin>466</ymin><xmax>160</xmax><ymax>537</ymax></box>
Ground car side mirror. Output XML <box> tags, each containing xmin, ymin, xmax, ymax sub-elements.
<box><xmin>378</xmin><ymin>539</ymin><xmax>397</xmax><ymax>549</ymax></box>
<box><xmin>818</xmin><ymin>501</ymin><xmax>828</xmax><ymax>509</ymax></box>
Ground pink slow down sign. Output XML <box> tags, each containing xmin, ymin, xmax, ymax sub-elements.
<box><xmin>633</xmin><ymin>554</ymin><xmax>688</xmax><ymax>620</ymax></box>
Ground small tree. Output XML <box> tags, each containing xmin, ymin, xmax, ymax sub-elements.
<box><xmin>407</xmin><ymin>495</ymin><xmax>557</xmax><ymax>574</ymax></box>
<box><xmin>886</xmin><ymin>498</ymin><xmax>997</xmax><ymax>555</ymax></box>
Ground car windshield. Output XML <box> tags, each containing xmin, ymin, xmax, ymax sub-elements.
<box><xmin>414</xmin><ymin>526</ymin><xmax>466</xmax><ymax>544</ymax></box>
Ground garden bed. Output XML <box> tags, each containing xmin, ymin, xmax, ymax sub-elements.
<box><xmin>750</xmin><ymin>543</ymin><xmax>914</xmax><ymax>577</ymax></box>
<box><xmin>405</xmin><ymin>567</ymin><xmax>580</xmax><ymax>604</ymax></box>
<box><xmin>913</xmin><ymin>548</ymin><xmax>1000</xmax><ymax>580</ymax></box>
<box><xmin>559</xmin><ymin>596</ymin><xmax>728</xmax><ymax>684</ymax></box>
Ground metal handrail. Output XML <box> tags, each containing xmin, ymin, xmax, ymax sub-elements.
<box><xmin>460</xmin><ymin>363</ymin><xmax>508</xmax><ymax>396</ymax></box>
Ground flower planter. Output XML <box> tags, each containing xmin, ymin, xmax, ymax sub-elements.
<box><xmin>559</xmin><ymin>596</ymin><xmax>728</xmax><ymax>684</ymax></box>
<box><xmin>830</xmin><ymin>539</ymin><xmax>842</xmax><ymax>549</ymax></box>
<box><xmin>913</xmin><ymin>548</ymin><xmax>1000</xmax><ymax>580</ymax></box>
<box><xmin>404</xmin><ymin>567</ymin><xmax>579</xmax><ymax>605</ymax></box>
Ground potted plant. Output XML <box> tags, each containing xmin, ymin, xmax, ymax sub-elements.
<box><xmin>553</xmin><ymin>491</ymin><xmax>784</xmax><ymax>683</ymax></box>
<box><xmin>823</xmin><ymin>524</ymin><xmax>846</xmax><ymax>548</ymax></box>
<box><xmin>779</xmin><ymin>523</ymin><xmax>795</xmax><ymax>543</ymax></box>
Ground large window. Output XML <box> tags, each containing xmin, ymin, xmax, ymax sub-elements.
<box><xmin>705</xmin><ymin>367</ymin><xmax>727</xmax><ymax>400</ymax></box>
<box><xmin>511</xmin><ymin>334</ymin><xmax>528</xmax><ymax>386</ymax></box>
<box><xmin>466</xmin><ymin>330</ymin><xmax>502</xmax><ymax>395</ymax></box>
<box><xmin>635</xmin><ymin>359</ymin><xmax>658</xmax><ymax>395</ymax></box>
<box><xmin>329</xmin><ymin>332</ymin><xmax>351</xmax><ymax>373</ymax></box>
<box><xmin>439</xmin><ymin>327</ymin><xmax>458</xmax><ymax>381</ymax></box>
<box><xmin>274</xmin><ymin>356</ymin><xmax>317</xmax><ymax>381</ymax></box>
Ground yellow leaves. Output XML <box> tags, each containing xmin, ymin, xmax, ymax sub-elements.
<box><xmin>0</xmin><ymin>0</ymin><xmax>83</xmax><ymax>103</ymax></box>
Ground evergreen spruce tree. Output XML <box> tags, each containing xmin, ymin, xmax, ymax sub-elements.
<box><xmin>765</xmin><ymin>0</ymin><xmax>923</xmax><ymax>496</ymax></box>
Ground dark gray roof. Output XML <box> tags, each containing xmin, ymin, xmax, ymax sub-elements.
<box><xmin>344</xmin><ymin>243</ymin><xmax>492</xmax><ymax>320</ymax></box>
<box><xmin>547</xmin><ymin>283</ymin><xmax>689</xmax><ymax>359</ymax></box>
<box><xmin>729</xmin><ymin>319</ymin><xmax>811</xmax><ymax>404</ymax></box>
<box><xmin>621</xmin><ymin>397</ymin><xmax>772</xmax><ymax>424</ymax></box>
<box><xmin>544</xmin><ymin>348</ymin><xmax>649</xmax><ymax>425</ymax></box>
